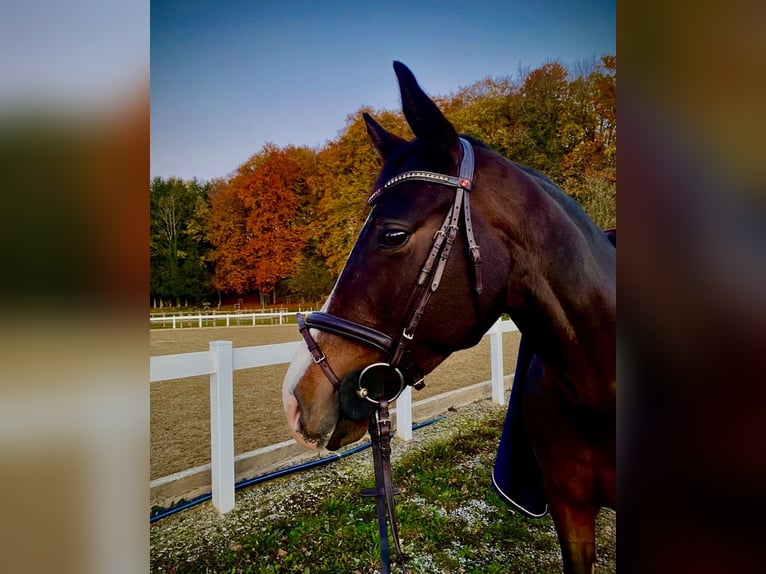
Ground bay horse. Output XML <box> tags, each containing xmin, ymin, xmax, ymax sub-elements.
<box><xmin>283</xmin><ymin>62</ymin><xmax>615</xmax><ymax>573</ymax></box>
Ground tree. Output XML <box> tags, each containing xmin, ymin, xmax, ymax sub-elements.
<box><xmin>150</xmin><ymin>177</ymin><xmax>213</xmax><ymax>306</ymax></box>
<box><xmin>560</xmin><ymin>56</ymin><xmax>617</xmax><ymax>229</ymax></box>
<box><xmin>518</xmin><ymin>61</ymin><xmax>571</xmax><ymax>181</ymax></box>
<box><xmin>311</xmin><ymin>108</ymin><xmax>408</xmax><ymax>276</ymax></box>
<box><xmin>446</xmin><ymin>76</ymin><xmax>526</xmax><ymax>159</ymax></box>
<box><xmin>287</xmin><ymin>243</ymin><xmax>335</xmax><ymax>305</ymax></box>
<box><xmin>206</xmin><ymin>178</ymin><xmax>251</xmax><ymax>300</ymax></box>
<box><xmin>207</xmin><ymin>144</ymin><xmax>309</xmax><ymax>302</ymax></box>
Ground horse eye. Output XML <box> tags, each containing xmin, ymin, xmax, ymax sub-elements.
<box><xmin>380</xmin><ymin>229</ymin><xmax>409</xmax><ymax>248</ymax></box>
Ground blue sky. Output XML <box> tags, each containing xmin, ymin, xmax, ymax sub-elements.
<box><xmin>151</xmin><ymin>0</ymin><xmax>615</xmax><ymax>181</ymax></box>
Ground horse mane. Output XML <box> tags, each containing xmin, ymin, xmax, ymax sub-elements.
<box><xmin>461</xmin><ymin>135</ymin><xmax>608</xmax><ymax>242</ymax></box>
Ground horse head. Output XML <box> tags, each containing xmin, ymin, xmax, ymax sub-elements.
<box><xmin>283</xmin><ymin>62</ymin><xmax>511</xmax><ymax>450</ymax></box>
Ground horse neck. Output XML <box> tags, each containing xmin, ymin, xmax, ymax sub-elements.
<box><xmin>488</xmin><ymin>160</ymin><xmax>616</xmax><ymax>383</ymax></box>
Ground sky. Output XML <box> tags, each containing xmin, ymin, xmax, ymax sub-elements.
<box><xmin>151</xmin><ymin>0</ymin><xmax>615</xmax><ymax>182</ymax></box>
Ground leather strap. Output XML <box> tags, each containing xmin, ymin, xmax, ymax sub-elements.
<box><xmin>368</xmin><ymin>171</ymin><xmax>470</xmax><ymax>207</ymax></box>
<box><xmin>457</xmin><ymin>139</ymin><xmax>482</xmax><ymax>294</ymax></box>
<box><xmin>304</xmin><ymin>312</ymin><xmax>394</xmax><ymax>356</ymax></box>
<box><xmin>367</xmin><ymin>399</ymin><xmax>409</xmax><ymax>573</ymax></box>
<box><xmin>429</xmin><ymin>187</ymin><xmax>464</xmax><ymax>292</ymax></box>
<box><xmin>296</xmin><ymin>313</ymin><xmax>341</xmax><ymax>390</ymax></box>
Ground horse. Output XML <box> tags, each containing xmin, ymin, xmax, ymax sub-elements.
<box><xmin>283</xmin><ymin>61</ymin><xmax>616</xmax><ymax>574</ymax></box>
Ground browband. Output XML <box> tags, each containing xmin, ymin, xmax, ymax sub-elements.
<box><xmin>368</xmin><ymin>138</ymin><xmax>474</xmax><ymax>206</ymax></box>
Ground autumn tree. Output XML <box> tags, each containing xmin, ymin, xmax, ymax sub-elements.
<box><xmin>517</xmin><ymin>61</ymin><xmax>572</xmax><ymax>181</ymax></box>
<box><xmin>445</xmin><ymin>58</ymin><xmax>616</xmax><ymax>228</ymax></box>
<box><xmin>559</xmin><ymin>56</ymin><xmax>617</xmax><ymax>229</ymax></box>
<box><xmin>445</xmin><ymin>76</ymin><xmax>527</xmax><ymax>159</ymax></box>
<box><xmin>206</xmin><ymin>178</ymin><xmax>251</xmax><ymax>302</ymax></box>
<box><xmin>310</xmin><ymin>108</ymin><xmax>408</xmax><ymax>276</ymax></box>
<box><xmin>207</xmin><ymin>144</ymin><xmax>309</xmax><ymax>304</ymax></box>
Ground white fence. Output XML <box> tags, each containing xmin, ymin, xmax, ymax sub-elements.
<box><xmin>149</xmin><ymin>317</ymin><xmax>519</xmax><ymax>513</ymax></box>
<box><xmin>150</xmin><ymin>309</ymin><xmax>315</xmax><ymax>329</ymax></box>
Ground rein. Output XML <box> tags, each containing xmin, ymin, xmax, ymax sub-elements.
<box><xmin>363</xmin><ymin>399</ymin><xmax>408</xmax><ymax>573</ymax></box>
<box><xmin>295</xmin><ymin>138</ymin><xmax>481</xmax><ymax>573</ymax></box>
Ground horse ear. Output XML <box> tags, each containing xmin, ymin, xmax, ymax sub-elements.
<box><xmin>363</xmin><ymin>112</ymin><xmax>407</xmax><ymax>162</ymax></box>
<box><xmin>393</xmin><ymin>61</ymin><xmax>460</xmax><ymax>161</ymax></box>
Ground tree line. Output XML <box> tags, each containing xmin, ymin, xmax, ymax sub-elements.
<box><xmin>150</xmin><ymin>56</ymin><xmax>616</xmax><ymax>308</ymax></box>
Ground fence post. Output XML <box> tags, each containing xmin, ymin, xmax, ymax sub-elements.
<box><xmin>396</xmin><ymin>386</ymin><xmax>413</xmax><ymax>441</ymax></box>
<box><xmin>489</xmin><ymin>319</ymin><xmax>505</xmax><ymax>405</ymax></box>
<box><xmin>209</xmin><ymin>340</ymin><xmax>235</xmax><ymax>513</ymax></box>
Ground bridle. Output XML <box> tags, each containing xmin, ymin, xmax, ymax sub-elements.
<box><xmin>296</xmin><ymin>137</ymin><xmax>482</xmax><ymax>407</ymax></box>
<box><xmin>294</xmin><ymin>138</ymin><xmax>481</xmax><ymax>573</ymax></box>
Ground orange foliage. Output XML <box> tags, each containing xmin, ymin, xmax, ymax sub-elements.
<box><xmin>208</xmin><ymin>145</ymin><xmax>308</xmax><ymax>295</ymax></box>
<box><xmin>207</xmin><ymin>179</ymin><xmax>251</xmax><ymax>294</ymax></box>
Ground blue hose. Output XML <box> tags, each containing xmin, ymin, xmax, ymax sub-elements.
<box><xmin>150</xmin><ymin>415</ymin><xmax>446</xmax><ymax>523</ymax></box>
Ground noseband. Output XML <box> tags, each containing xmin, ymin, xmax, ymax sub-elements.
<box><xmin>297</xmin><ymin>137</ymin><xmax>482</xmax><ymax>407</ymax></box>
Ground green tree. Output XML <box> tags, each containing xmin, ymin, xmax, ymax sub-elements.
<box><xmin>287</xmin><ymin>243</ymin><xmax>335</xmax><ymax>305</ymax></box>
<box><xmin>150</xmin><ymin>177</ymin><xmax>213</xmax><ymax>306</ymax></box>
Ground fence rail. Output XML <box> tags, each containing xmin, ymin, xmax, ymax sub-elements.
<box><xmin>150</xmin><ymin>317</ymin><xmax>519</xmax><ymax>513</ymax></box>
<box><xmin>149</xmin><ymin>309</ymin><xmax>316</xmax><ymax>329</ymax></box>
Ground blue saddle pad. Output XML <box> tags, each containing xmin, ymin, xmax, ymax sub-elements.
<box><xmin>491</xmin><ymin>337</ymin><xmax>548</xmax><ymax>518</ymax></box>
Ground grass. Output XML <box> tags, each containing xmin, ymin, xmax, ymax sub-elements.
<box><xmin>150</xmin><ymin>405</ymin><xmax>615</xmax><ymax>573</ymax></box>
